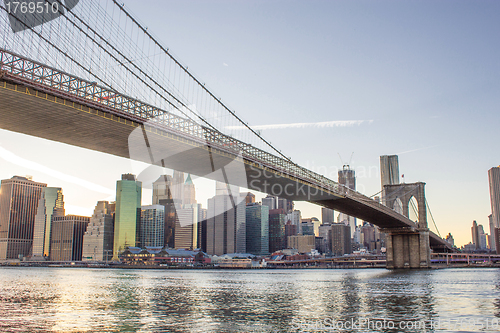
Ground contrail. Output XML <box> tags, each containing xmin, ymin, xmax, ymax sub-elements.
<box><xmin>226</xmin><ymin>119</ymin><xmax>374</xmax><ymax>131</ymax></box>
<box><xmin>396</xmin><ymin>145</ymin><xmax>439</xmax><ymax>155</ymax></box>
<box><xmin>0</xmin><ymin>145</ymin><xmax>114</xmax><ymax>195</ymax></box>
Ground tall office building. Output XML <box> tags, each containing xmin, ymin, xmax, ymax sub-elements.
<box><xmin>331</xmin><ymin>223</ymin><xmax>351</xmax><ymax>256</ymax></box>
<box><xmin>112</xmin><ymin>174</ymin><xmax>142</xmax><ymax>260</ymax></box>
<box><xmin>206</xmin><ymin>183</ymin><xmax>246</xmax><ymax>255</ymax></box>
<box><xmin>318</xmin><ymin>223</ymin><xmax>332</xmax><ymax>254</ymax></box>
<box><xmin>140</xmin><ymin>205</ymin><xmax>165</xmax><ymax>248</ymax></box>
<box><xmin>153</xmin><ymin>175</ymin><xmax>176</xmax><ymax>248</ymax></box>
<box><xmin>175</xmin><ymin>203</ymin><xmax>199</xmax><ymax>250</ymax></box>
<box><xmin>152</xmin><ymin>175</ymin><xmax>173</xmax><ymax>204</ymax></box>
<box><xmin>82</xmin><ymin>201</ymin><xmax>115</xmax><ymax>261</ymax></box>
<box><xmin>471</xmin><ymin>220</ymin><xmax>480</xmax><ymax>250</ymax></box>
<box><xmin>50</xmin><ymin>215</ymin><xmax>90</xmax><ymax>261</ymax></box>
<box><xmin>241</xmin><ymin>192</ymin><xmax>256</xmax><ymax>205</ymax></box>
<box><xmin>183</xmin><ymin>174</ymin><xmax>196</xmax><ymax>205</ymax></box>
<box><xmin>245</xmin><ymin>203</ymin><xmax>269</xmax><ymax>255</ymax></box>
<box><xmin>171</xmin><ymin>170</ymin><xmax>185</xmax><ymax>204</ymax></box>
<box><xmin>262</xmin><ymin>195</ymin><xmax>277</xmax><ymax>210</ymax></box>
<box><xmin>287</xmin><ymin>210</ymin><xmax>302</xmax><ymax>234</ymax></box>
<box><xmin>321</xmin><ymin>207</ymin><xmax>334</xmax><ymax>224</ymax></box>
<box><xmin>0</xmin><ymin>176</ymin><xmax>46</xmax><ymax>260</ymax></box>
<box><xmin>32</xmin><ymin>187</ymin><xmax>65</xmax><ymax>258</ymax></box>
<box><xmin>338</xmin><ymin>165</ymin><xmax>356</xmax><ymax>238</ymax></box>
<box><xmin>380</xmin><ymin>155</ymin><xmax>400</xmax><ymax>187</ymax></box>
<box><xmin>268</xmin><ymin>209</ymin><xmax>286</xmax><ymax>253</ymax></box>
<box><xmin>445</xmin><ymin>233</ymin><xmax>454</xmax><ymax>247</ymax></box>
<box><xmin>197</xmin><ymin>205</ymin><xmax>207</xmax><ymax>249</ymax></box>
<box><xmin>488</xmin><ymin>167</ymin><xmax>500</xmax><ymax>253</ymax></box>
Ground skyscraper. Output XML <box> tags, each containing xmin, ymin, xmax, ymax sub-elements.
<box><xmin>112</xmin><ymin>174</ymin><xmax>142</xmax><ymax>260</ymax></box>
<box><xmin>140</xmin><ymin>205</ymin><xmax>165</xmax><ymax>248</ymax></box>
<box><xmin>321</xmin><ymin>207</ymin><xmax>334</xmax><ymax>224</ymax></box>
<box><xmin>268</xmin><ymin>209</ymin><xmax>286</xmax><ymax>253</ymax></box>
<box><xmin>50</xmin><ymin>215</ymin><xmax>90</xmax><ymax>261</ymax></box>
<box><xmin>338</xmin><ymin>165</ymin><xmax>356</xmax><ymax>238</ymax></box>
<box><xmin>245</xmin><ymin>203</ymin><xmax>269</xmax><ymax>255</ymax></box>
<box><xmin>262</xmin><ymin>195</ymin><xmax>277</xmax><ymax>210</ymax></box>
<box><xmin>152</xmin><ymin>175</ymin><xmax>173</xmax><ymax>204</ymax></box>
<box><xmin>380</xmin><ymin>155</ymin><xmax>400</xmax><ymax>188</ymax></box>
<box><xmin>488</xmin><ymin>167</ymin><xmax>500</xmax><ymax>253</ymax></box>
<box><xmin>82</xmin><ymin>201</ymin><xmax>115</xmax><ymax>261</ymax></box>
<box><xmin>153</xmin><ymin>175</ymin><xmax>176</xmax><ymax>248</ymax></box>
<box><xmin>471</xmin><ymin>220</ymin><xmax>480</xmax><ymax>250</ymax></box>
<box><xmin>183</xmin><ymin>174</ymin><xmax>196</xmax><ymax>205</ymax></box>
<box><xmin>206</xmin><ymin>182</ymin><xmax>246</xmax><ymax>255</ymax></box>
<box><xmin>0</xmin><ymin>176</ymin><xmax>46</xmax><ymax>260</ymax></box>
<box><xmin>331</xmin><ymin>223</ymin><xmax>351</xmax><ymax>256</ymax></box>
<box><xmin>32</xmin><ymin>187</ymin><xmax>65</xmax><ymax>258</ymax></box>
<box><xmin>175</xmin><ymin>203</ymin><xmax>198</xmax><ymax>250</ymax></box>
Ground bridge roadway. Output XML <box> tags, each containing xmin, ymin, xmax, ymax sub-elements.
<box><xmin>0</xmin><ymin>49</ymin><xmax>451</xmax><ymax>252</ymax></box>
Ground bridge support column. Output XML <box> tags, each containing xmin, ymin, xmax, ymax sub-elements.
<box><xmin>385</xmin><ymin>229</ymin><xmax>430</xmax><ymax>269</ymax></box>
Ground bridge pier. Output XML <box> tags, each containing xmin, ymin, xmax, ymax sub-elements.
<box><xmin>385</xmin><ymin>229</ymin><xmax>431</xmax><ymax>269</ymax></box>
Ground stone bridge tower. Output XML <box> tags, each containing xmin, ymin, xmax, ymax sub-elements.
<box><xmin>382</xmin><ymin>182</ymin><xmax>431</xmax><ymax>269</ymax></box>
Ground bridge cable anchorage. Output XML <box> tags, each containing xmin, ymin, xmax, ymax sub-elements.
<box><xmin>111</xmin><ymin>0</ymin><xmax>296</xmax><ymax>164</ymax></box>
<box><xmin>425</xmin><ymin>198</ymin><xmax>441</xmax><ymax>238</ymax></box>
<box><xmin>0</xmin><ymin>4</ymin><xmax>117</xmax><ymax>93</ymax></box>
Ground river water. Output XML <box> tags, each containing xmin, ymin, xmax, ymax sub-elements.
<box><xmin>0</xmin><ymin>267</ymin><xmax>499</xmax><ymax>332</ymax></box>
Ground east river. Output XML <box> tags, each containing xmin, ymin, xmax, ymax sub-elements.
<box><xmin>0</xmin><ymin>267</ymin><xmax>499</xmax><ymax>332</ymax></box>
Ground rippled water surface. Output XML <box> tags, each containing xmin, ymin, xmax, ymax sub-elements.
<box><xmin>1</xmin><ymin>267</ymin><xmax>499</xmax><ymax>332</ymax></box>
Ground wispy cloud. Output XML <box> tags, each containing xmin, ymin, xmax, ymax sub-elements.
<box><xmin>223</xmin><ymin>62</ymin><xmax>229</xmax><ymax>67</ymax></box>
<box><xmin>0</xmin><ymin>146</ymin><xmax>114</xmax><ymax>195</ymax></box>
<box><xmin>226</xmin><ymin>119</ymin><xmax>374</xmax><ymax>131</ymax></box>
<box><xmin>396</xmin><ymin>145</ymin><xmax>439</xmax><ymax>155</ymax></box>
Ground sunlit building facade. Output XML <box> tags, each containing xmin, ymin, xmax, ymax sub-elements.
<box><xmin>50</xmin><ymin>215</ymin><xmax>90</xmax><ymax>261</ymax></box>
<box><xmin>140</xmin><ymin>205</ymin><xmax>165</xmax><ymax>248</ymax></box>
<box><xmin>112</xmin><ymin>174</ymin><xmax>142</xmax><ymax>260</ymax></box>
<box><xmin>32</xmin><ymin>187</ymin><xmax>65</xmax><ymax>258</ymax></box>
<box><xmin>82</xmin><ymin>201</ymin><xmax>115</xmax><ymax>261</ymax></box>
<box><xmin>0</xmin><ymin>176</ymin><xmax>46</xmax><ymax>260</ymax></box>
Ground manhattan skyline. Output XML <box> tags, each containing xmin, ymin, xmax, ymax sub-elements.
<box><xmin>0</xmin><ymin>0</ymin><xmax>499</xmax><ymax>247</ymax></box>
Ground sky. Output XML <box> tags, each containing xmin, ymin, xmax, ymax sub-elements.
<box><xmin>1</xmin><ymin>0</ymin><xmax>500</xmax><ymax>247</ymax></box>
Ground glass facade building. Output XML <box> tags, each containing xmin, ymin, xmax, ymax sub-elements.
<box><xmin>32</xmin><ymin>187</ymin><xmax>65</xmax><ymax>258</ymax></box>
<box><xmin>140</xmin><ymin>205</ymin><xmax>165</xmax><ymax>248</ymax></box>
<box><xmin>0</xmin><ymin>176</ymin><xmax>46</xmax><ymax>260</ymax></box>
<box><xmin>112</xmin><ymin>174</ymin><xmax>142</xmax><ymax>259</ymax></box>
<box><xmin>245</xmin><ymin>203</ymin><xmax>269</xmax><ymax>256</ymax></box>
<box><xmin>268</xmin><ymin>209</ymin><xmax>286</xmax><ymax>253</ymax></box>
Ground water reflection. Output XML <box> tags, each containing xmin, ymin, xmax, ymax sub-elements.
<box><xmin>0</xmin><ymin>267</ymin><xmax>499</xmax><ymax>332</ymax></box>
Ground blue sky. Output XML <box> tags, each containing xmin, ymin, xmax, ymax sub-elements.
<box><xmin>1</xmin><ymin>0</ymin><xmax>499</xmax><ymax>246</ymax></box>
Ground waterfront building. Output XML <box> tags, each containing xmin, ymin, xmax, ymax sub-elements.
<box><xmin>338</xmin><ymin>165</ymin><xmax>357</xmax><ymax>238</ymax></box>
<box><xmin>318</xmin><ymin>223</ymin><xmax>332</xmax><ymax>254</ymax></box>
<box><xmin>489</xmin><ymin>167</ymin><xmax>500</xmax><ymax>253</ymax></box>
<box><xmin>331</xmin><ymin>223</ymin><xmax>351</xmax><ymax>256</ymax></box>
<box><xmin>153</xmin><ymin>174</ymin><xmax>176</xmax><ymax>247</ymax></box>
<box><xmin>206</xmin><ymin>183</ymin><xmax>246</xmax><ymax>255</ymax></box>
<box><xmin>140</xmin><ymin>205</ymin><xmax>165</xmax><ymax>248</ymax></box>
<box><xmin>82</xmin><ymin>201</ymin><xmax>115</xmax><ymax>261</ymax></box>
<box><xmin>175</xmin><ymin>203</ymin><xmax>198</xmax><ymax>250</ymax></box>
<box><xmin>471</xmin><ymin>220</ymin><xmax>480</xmax><ymax>249</ymax></box>
<box><xmin>0</xmin><ymin>176</ymin><xmax>46</xmax><ymax>260</ymax></box>
<box><xmin>285</xmin><ymin>221</ymin><xmax>298</xmax><ymax>238</ymax></box>
<box><xmin>268</xmin><ymin>209</ymin><xmax>286</xmax><ymax>253</ymax></box>
<box><xmin>300</xmin><ymin>220</ymin><xmax>315</xmax><ymax>236</ymax></box>
<box><xmin>32</xmin><ymin>187</ymin><xmax>65</xmax><ymax>258</ymax></box>
<box><xmin>245</xmin><ymin>203</ymin><xmax>269</xmax><ymax>256</ymax></box>
<box><xmin>321</xmin><ymin>207</ymin><xmax>334</xmax><ymax>224</ymax></box>
<box><xmin>287</xmin><ymin>235</ymin><xmax>315</xmax><ymax>254</ymax></box>
<box><xmin>112</xmin><ymin>174</ymin><xmax>142</xmax><ymax>260</ymax></box>
<box><xmin>50</xmin><ymin>215</ymin><xmax>90</xmax><ymax>261</ymax></box>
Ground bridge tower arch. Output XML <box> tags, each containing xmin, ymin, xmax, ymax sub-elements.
<box><xmin>383</xmin><ymin>182</ymin><xmax>430</xmax><ymax>269</ymax></box>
